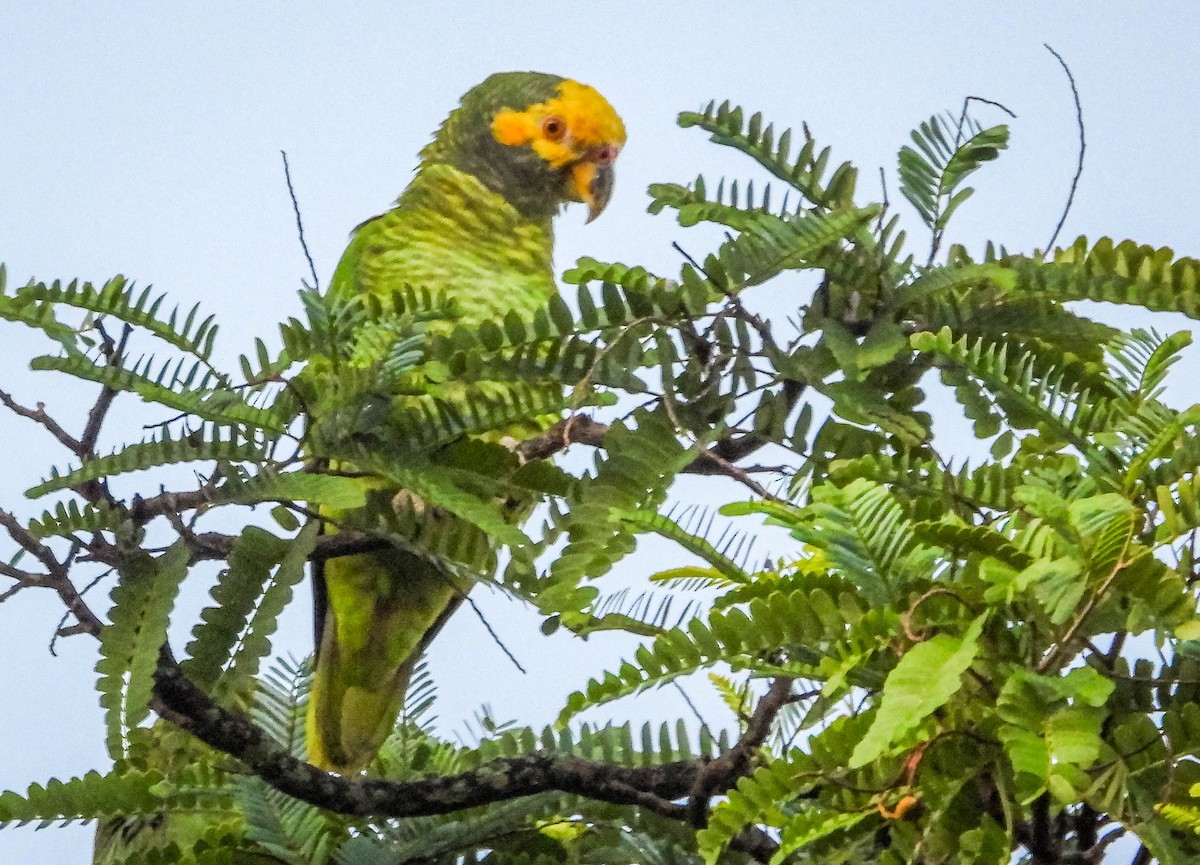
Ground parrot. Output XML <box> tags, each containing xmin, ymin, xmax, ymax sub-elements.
<box><xmin>305</xmin><ymin>71</ymin><xmax>626</xmax><ymax>774</ymax></box>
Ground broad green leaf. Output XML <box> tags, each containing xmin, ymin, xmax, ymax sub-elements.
<box><xmin>850</xmin><ymin>614</ymin><xmax>985</xmax><ymax>767</ymax></box>
<box><xmin>1000</xmin><ymin>706</ymin><xmax>1105</xmax><ymax>804</ymax></box>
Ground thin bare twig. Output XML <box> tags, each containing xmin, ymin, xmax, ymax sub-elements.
<box><xmin>80</xmin><ymin>322</ymin><xmax>131</xmax><ymax>455</ymax></box>
<box><xmin>0</xmin><ymin>507</ymin><xmax>102</xmax><ymax>635</ymax></box>
<box><xmin>876</xmin><ymin>166</ymin><xmax>889</xmax><ymax>233</ymax></box>
<box><xmin>696</xmin><ymin>448</ymin><xmax>780</xmax><ymax>502</ymax></box>
<box><xmin>0</xmin><ymin>569</ymin><xmax>50</xmax><ymax>601</ymax></box>
<box><xmin>515</xmin><ymin>413</ymin><xmax>783</xmax><ymax>502</ymax></box>
<box><xmin>1043</xmin><ymin>44</ymin><xmax>1086</xmax><ymax>252</ymax></box>
<box><xmin>672</xmin><ymin>681</ymin><xmax>711</xmax><ymax>730</ymax></box>
<box><xmin>281</xmin><ymin>150</ymin><xmax>320</xmax><ymax>290</ymax></box>
<box><xmin>464</xmin><ymin>595</ymin><xmax>527</xmax><ymax>675</ymax></box>
<box><xmin>953</xmin><ymin>95</ymin><xmax>1017</xmax><ymax>147</ymax></box>
<box><xmin>0</xmin><ymin>389</ymin><xmax>83</xmax><ymax>452</ymax></box>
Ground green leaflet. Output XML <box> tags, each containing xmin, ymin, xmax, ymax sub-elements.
<box><xmin>542</xmin><ymin>408</ymin><xmax>695</xmax><ymax>620</ymax></box>
<box><xmin>1018</xmin><ymin>236</ymin><xmax>1200</xmax><ymax>319</ymax></box>
<box><xmin>891</xmin><ymin>261</ymin><xmax>1016</xmax><ymax>310</ymax></box>
<box><xmin>678</xmin><ymin>102</ymin><xmax>860</xmax><ymax>208</ymax></box>
<box><xmin>696</xmin><ymin>753</ymin><xmax>801</xmax><ymax>863</ymax></box>
<box><xmin>27</xmin><ymin>428</ymin><xmax>267</xmax><ymax>499</ymax></box>
<box><xmin>1067</xmin><ymin>491</ymin><xmax>1136</xmax><ymax>574</ymax></box>
<box><xmin>999</xmin><ymin>706</ymin><xmax>1106</xmax><ymax>804</ymax></box>
<box><xmin>384</xmin><ymin>461</ymin><xmax>531</xmax><ymax>553</ymax></box>
<box><xmin>728</xmin><ymin>479</ymin><xmax>929</xmax><ymax>606</ymax></box>
<box><xmin>707</xmin><ymin>206</ymin><xmax>881</xmax><ymax>291</ymax></box>
<box><xmin>614</xmin><ymin>508</ymin><xmax>752</xmax><ymax>583</ymax></box>
<box><xmin>1109</xmin><ymin>328</ymin><xmax>1192</xmax><ymax>402</ymax></box>
<box><xmin>648</xmin><ymin>179</ymin><xmax>779</xmax><ymax>231</ymax></box>
<box><xmin>995</xmin><ymin>669</ymin><xmax>1115</xmax><ymax>805</ymax></box>
<box><xmin>96</xmin><ymin>542</ymin><xmax>190</xmax><ymax>759</ymax></box>
<box><xmin>558</xmin><ymin>589</ymin><xmax>862</xmax><ymax>725</ymax></box>
<box><xmin>31</xmin><ymin>353</ymin><xmax>284</xmax><ymax>431</ymax></box>
<box><xmin>221</xmin><ymin>522</ymin><xmax>319</xmax><ymax>694</ymax></box>
<box><xmin>911</xmin><ymin>518</ymin><xmax>1034</xmax><ymax>570</ymax></box>
<box><xmin>353</xmin><ymin>380</ymin><xmax>567</xmax><ymax>455</ymax></box>
<box><xmin>772</xmin><ymin>808</ymin><xmax>870</xmax><ymax>864</ymax></box>
<box><xmin>830</xmin><ymin>451</ymin><xmax>1025</xmax><ymax>512</ymax></box>
<box><xmin>17</xmin><ymin>276</ymin><xmax>220</xmax><ymax>361</ymax></box>
<box><xmin>0</xmin><ymin>769</ymin><xmax>163</xmax><ymax>829</ymax></box>
<box><xmin>27</xmin><ymin>499</ymin><xmax>123</xmax><ymax>539</ymax></box>
<box><xmin>471</xmin><ymin>719</ymin><xmax>728</xmax><ymax>768</ymax></box>
<box><xmin>335</xmin><ymin>794</ymin><xmax>566</xmax><ymax>865</ymax></box>
<box><xmin>210</xmin><ymin>470</ymin><xmax>368</xmax><ymax>511</ymax></box>
<box><xmin>911</xmin><ymin>326</ymin><xmax>1120</xmax><ymax>471</ymax></box>
<box><xmin>897</xmin><ymin>113</ymin><xmax>1008</xmax><ymax>231</ymax></box>
<box><xmin>251</xmin><ymin>655</ymin><xmax>313</xmax><ymax>760</ymax></box>
<box><xmin>235</xmin><ymin>776</ymin><xmax>333</xmax><ymax>865</ymax></box>
<box><xmin>181</xmin><ymin>527</ymin><xmax>291</xmax><ymax>691</ymax></box>
<box><xmin>0</xmin><ymin>271</ymin><xmax>79</xmax><ymax>350</ymax></box>
<box><xmin>849</xmin><ymin>614</ymin><xmax>985</xmax><ymax>768</ymax></box>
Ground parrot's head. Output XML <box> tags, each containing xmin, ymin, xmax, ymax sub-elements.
<box><xmin>422</xmin><ymin>71</ymin><xmax>626</xmax><ymax>222</ymax></box>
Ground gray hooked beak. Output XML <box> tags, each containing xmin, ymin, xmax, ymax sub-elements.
<box><xmin>585</xmin><ymin>162</ymin><xmax>615</xmax><ymax>223</ymax></box>
<box><xmin>570</xmin><ymin>146</ymin><xmax>619</xmax><ymax>223</ymax></box>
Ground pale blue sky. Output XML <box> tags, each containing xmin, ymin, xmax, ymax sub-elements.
<box><xmin>2</xmin><ymin>3</ymin><xmax>1199</xmax><ymax>862</ymax></box>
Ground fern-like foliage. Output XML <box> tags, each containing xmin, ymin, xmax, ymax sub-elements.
<box><xmin>898</xmin><ymin>112</ymin><xmax>1008</xmax><ymax>234</ymax></box>
<box><xmin>182</xmin><ymin>527</ymin><xmax>290</xmax><ymax>692</ymax></box>
<box><xmin>1021</xmin><ymin>236</ymin><xmax>1200</xmax><ymax>318</ymax></box>
<box><xmin>96</xmin><ymin>542</ymin><xmax>190</xmax><ymax>758</ymax></box>
<box><xmin>532</xmin><ymin>407</ymin><xmax>697</xmax><ymax>632</ymax></box>
<box><xmin>27</xmin><ymin>425</ymin><xmax>268</xmax><ymax>498</ymax></box>
<box><xmin>0</xmin><ymin>770</ymin><xmax>164</xmax><ymax>829</ymax></box>
<box><xmin>7</xmin><ymin>88</ymin><xmax>1200</xmax><ymax>865</ymax></box>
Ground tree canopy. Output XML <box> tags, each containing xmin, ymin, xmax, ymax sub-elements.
<box><xmin>3</xmin><ymin>91</ymin><xmax>1200</xmax><ymax>865</ymax></box>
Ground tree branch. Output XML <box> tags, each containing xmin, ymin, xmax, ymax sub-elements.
<box><xmin>80</xmin><ymin>322</ymin><xmax>131</xmax><ymax>455</ymax></box>
<box><xmin>0</xmin><ymin>507</ymin><xmax>102</xmax><ymax>635</ymax></box>
<box><xmin>515</xmin><ymin>414</ymin><xmax>610</xmax><ymax>462</ymax></box>
<box><xmin>281</xmin><ymin>150</ymin><xmax>320</xmax><ymax>291</ymax></box>
<box><xmin>0</xmin><ymin>389</ymin><xmax>83</xmax><ymax>452</ymax></box>
<box><xmin>151</xmin><ymin>648</ymin><xmax>706</xmax><ymax>818</ymax></box>
<box><xmin>515</xmin><ymin>411</ymin><xmax>791</xmax><ymax>501</ymax></box>
<box><xmin>683</xmin><ymin>377</ymin><xmax>806</xmax><ymax>470</ymax></box>
<box><xmin>686</xmin><ymin>676</ymin><xmax>794</xmax><ymax>827</ymax></box>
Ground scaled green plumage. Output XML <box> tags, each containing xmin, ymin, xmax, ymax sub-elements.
<box><xmin>306</xmin><ymin>71</ymin><xmax>625</xmax><ymax>773</ymax></box>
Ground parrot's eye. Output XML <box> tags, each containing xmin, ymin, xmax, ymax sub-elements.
<box><xmin>541</xmin><ymin>116</ymin><xmax>567</xmax><ymax>141</ymax></box>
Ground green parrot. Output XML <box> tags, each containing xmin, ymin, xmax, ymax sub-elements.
<box><xmin>306</xmin><ymin>71</ymin><xmax>626</xmax><ymax>774</ymax></box>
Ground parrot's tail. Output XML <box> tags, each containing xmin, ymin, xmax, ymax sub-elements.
<box><xmin>305</xmin><ymin>549</ymin><xmax>462</xmax><ymax>774</ymax></box>
<box><xmin>305</xmin><ymin>630</ymin><xmax>417</xmax><ymax>774</ymax></box>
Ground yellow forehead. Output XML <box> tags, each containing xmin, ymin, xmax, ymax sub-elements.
<box><xmin>491</xmin><ymin>79</ymin><xmax>626</xmax><ymax>167</ymax></box>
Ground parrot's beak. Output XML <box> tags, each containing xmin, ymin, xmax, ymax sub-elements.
<box><xmin>571</xmin><ymin>146</ymin><xmax>619</xmax><ymax>223</ymax></box>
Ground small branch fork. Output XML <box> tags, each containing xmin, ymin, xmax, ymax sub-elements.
<box><xmin>0</xmin><ymin>322</ymin><xmax>140</xmax><ymax>632</ymax></box>
<box><xmin>686</xmin><ymin>676</ymin><xmax>795</xmax><ymax>827</ymax></box>
<box><xmin>517</xmin><ymin>409</ymin><xmax>791</xmax><ymax>502</ymax></box>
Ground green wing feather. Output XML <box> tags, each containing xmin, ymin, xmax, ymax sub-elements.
<box><xmin>306</xmin><ymin>136</ymin><xmax>559</xmax><ymax>774</ymax></box>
